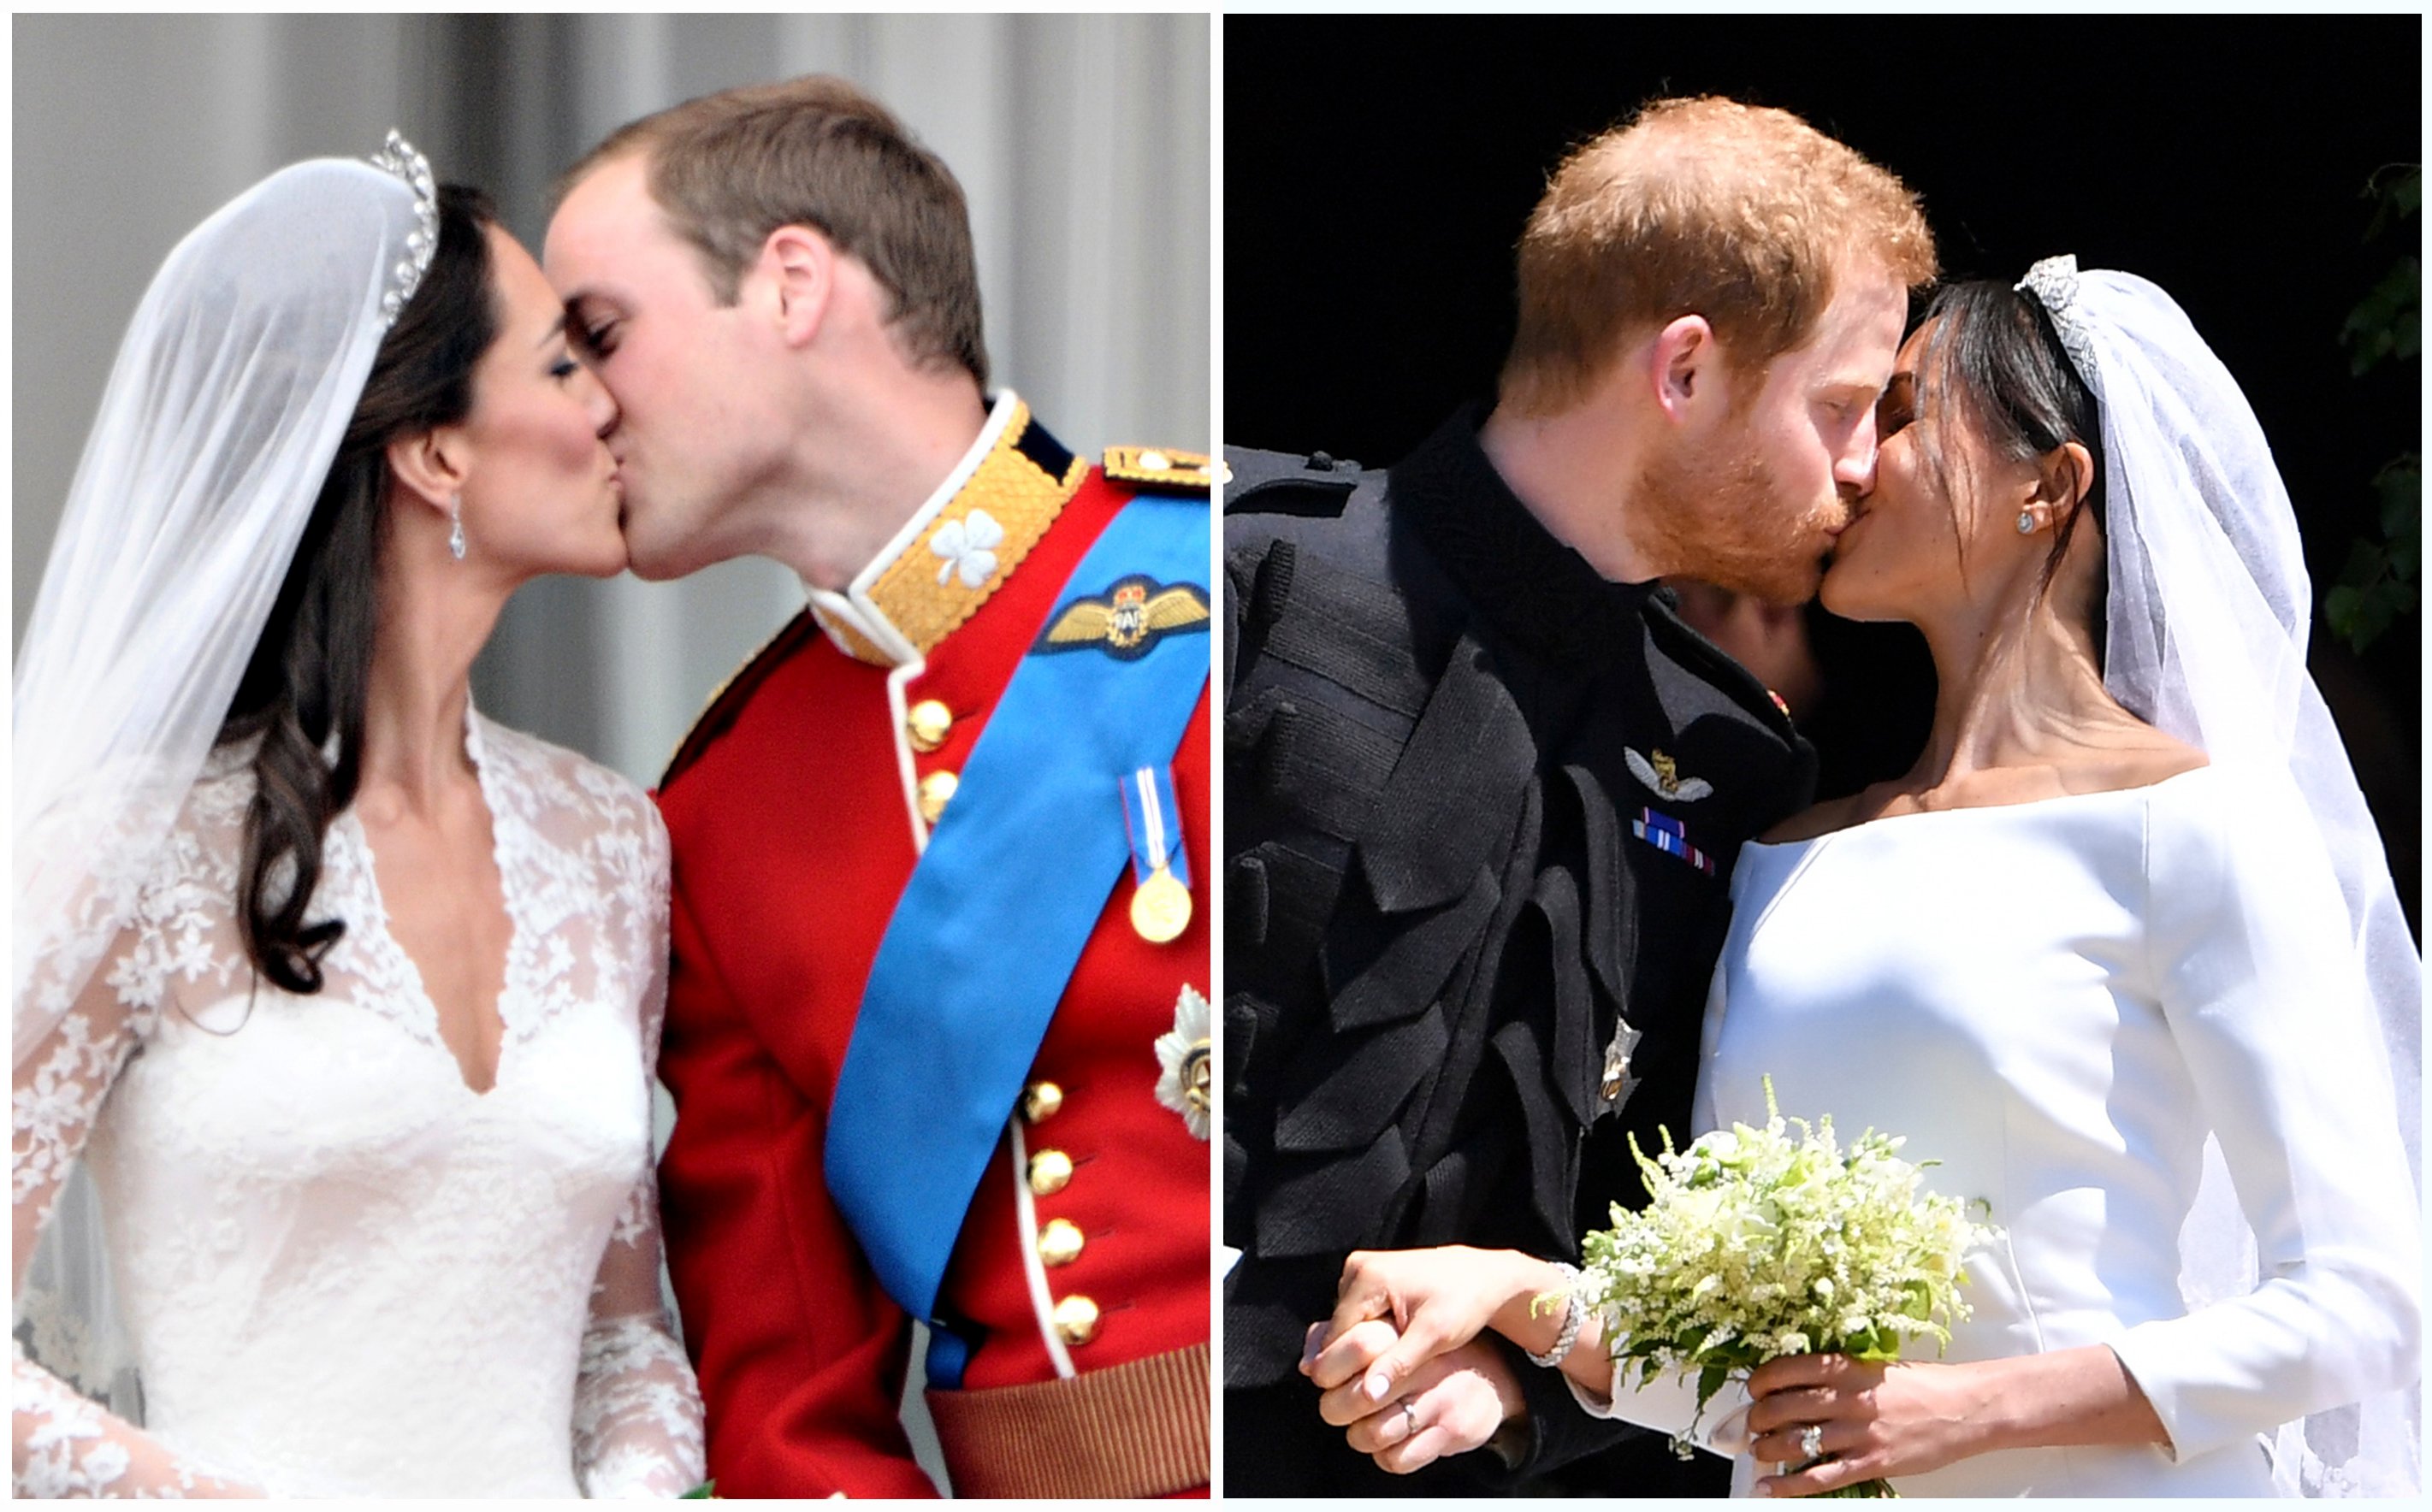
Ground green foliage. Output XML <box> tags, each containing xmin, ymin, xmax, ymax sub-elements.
<box><xmin>2326</xmin><ymin>454</ymin><xmax>2422</xmax><ymax>654</ymax></box>
<box><xmin>2331</xmin><ymin>166</ymin><xmax>2420</xmax><ymax>654</ymax></box>
<box><xmin>2340</xmin><ymin>259</ymin><xmax>2417</xmax><ymax>378</ymax></box>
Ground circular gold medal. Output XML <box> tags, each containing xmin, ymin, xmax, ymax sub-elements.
<box><xmin>1129</xmin><ymin>865</ymin><xmax>1192</xmax><ymax>943</ymax></box>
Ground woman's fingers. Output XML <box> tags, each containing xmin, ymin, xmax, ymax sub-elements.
<box><xmin>1744</xmin><ymin>1384</ymin><xmax>1845</xmax><ymax>1437</ymax></box>
<box><xmin>1748</xmin><ymin>1413</ymin><xmax>1860</xmax><ymax>1468</ymax></box>
<box><xmin>1314</xmin><ymin>1320</ymin><xmax>1404</xmax><ymax>1423</ymax></box>
<box><xmin>1748</xmin><ymin>1351</ymin><xmax>1873</xmax><ymax>1399</ymax></box>
<box><xmin>1754</xmin><ymin>1444</ymin><xmax>1887</xmax><ymax>1499</ymax></box>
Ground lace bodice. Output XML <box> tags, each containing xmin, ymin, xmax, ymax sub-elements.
<box><xmin>12</xmin><ymin>712</ymin><xmax>706</xmax><ymax>1497</ymax></box>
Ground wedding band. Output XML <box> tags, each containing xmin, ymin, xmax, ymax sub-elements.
<box><xmin>1798</xmin><ymin>1423</ymin><xmax>1825</xmax><ymax>1462</ymax></box>
<box><xmin>1401</xmin><ymin>1400</ymin><xmax>1420</xmax><ymax>1438</ymax></box>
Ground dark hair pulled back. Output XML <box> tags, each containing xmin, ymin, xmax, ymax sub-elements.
<box><xmin>1909</xmin><ymin>277</ymin><xmax>2109</xmax><ymax>649</ymax></box>
<box><xmin>216</xmin><ymin>183</ymin><xmax>498</xmax><ymax>994</ymax></box>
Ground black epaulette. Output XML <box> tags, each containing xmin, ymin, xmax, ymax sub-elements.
<box><xmin>660</xmin><ymin>609</ymin><xmax>821</xmax><ymax>790</ymax></box>
<box><xmin>1222</xmin><ymin>446</ymin><xmax>1363</xmax><ymax>517</ymax></box>
<box><xmin>1642</xmin><ymin>588</ymin><xmax>1803</xmax><ymax>746</ymax></box>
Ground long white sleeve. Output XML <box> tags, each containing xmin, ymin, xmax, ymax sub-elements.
<box><xmin>1563</xmin><ymin>1357</ymin><xmax>1756</xmax><ymax>1457</ymax></box>
<box><xmin>570</xmin><ymin>846</ymin><xmax>705</xmax><ymax>1500</ymax></box>
<box><xmin>2108</xmin><ymin>777</ymin><xmax>2421</xmax><ymax>1462</ymax></box>
<box><xmin>13</xmin><ymin>911</ymin><xmax>248</xmax><ymax>1497</ymax></box>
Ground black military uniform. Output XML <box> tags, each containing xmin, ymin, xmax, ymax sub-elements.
<box><xmin>1222</xmin><ymin>407</ymin><xmax>1816</xmax><ymax>1495</ymax></box>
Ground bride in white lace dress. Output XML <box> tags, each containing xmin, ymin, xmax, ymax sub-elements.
<box><xmin>12</xmin><ymin>138</ymin><xmax>706</xmax><ymax>1497</ymax></box>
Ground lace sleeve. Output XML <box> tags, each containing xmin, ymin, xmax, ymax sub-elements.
<box><xmin>571</xmin><ymin>806</ymin><xmax>704</xmax><ymax>1499</ymax></box>
<box><xmin>12</xmin><ymin>917</ymin><xmax>251</xmax><ymax>1497</ymax></box>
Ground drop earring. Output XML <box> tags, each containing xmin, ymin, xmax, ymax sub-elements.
<box><xmin>448</xmin><ymin>496</ymin><xmax>466</xmax><ymax>560</ymax></box>
<box><xmin>2015</xmin><ymin>510</ymin><xmax>2037</xmax><ymax>535</ymax></box>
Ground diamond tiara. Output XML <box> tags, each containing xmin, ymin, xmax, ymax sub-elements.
<box><xmin>368</xmin><ymin>129</ymin><xmax>440</xmax><ymax>328</ymax></box>
<box><xmin>2015</xmin><ymin>253</ymin><xmax>2098</xmax><ymax>382</ymax></box>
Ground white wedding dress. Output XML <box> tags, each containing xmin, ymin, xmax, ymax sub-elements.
<box><xmin>1586</xmin><ymin>765</ymin><xmax>2420</xmax><ymax>1496</ymax></box>
<box><xmin>11</xmin><ymin>712</ymin><xmax>707</xmax><ymax>1497</ymax></box>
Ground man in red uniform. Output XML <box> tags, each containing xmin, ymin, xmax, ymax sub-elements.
<box><xmin>545</xmin><ymin>75</ymin><xmax>1211</xmax><ymax>1497</ymax></box>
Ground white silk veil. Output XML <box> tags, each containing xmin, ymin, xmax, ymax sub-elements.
<box><xmin>12</xmin><ymin>137</ymin><xmax>440</xmax><ymax>1411</ymax></box>
<box><xmin>2020</xmin><ymin>257</ymin><xmax>2422</xmax><ymax>1497</ymax></box>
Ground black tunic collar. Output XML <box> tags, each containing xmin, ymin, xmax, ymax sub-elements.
<box><xmin>1388</xmin><ymin>404</ymin><xmax>1653</xmax><ymax>669</ymax></box>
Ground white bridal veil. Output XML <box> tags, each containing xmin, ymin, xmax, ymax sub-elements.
<box><xmin>12</xmin><ymin>134</ymin><xmax>439</xmax><ymax>1405</ymax></box>
<box><xmin>2021</xmin><ymin>256</ymin><xmax>2422</xmax><ymax>1497</ymax></box>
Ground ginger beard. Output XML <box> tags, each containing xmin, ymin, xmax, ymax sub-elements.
<box><xmin>1636</xmin><ymin>408</ymin><xmax>1844</xmax><ymax>606</ymax></box>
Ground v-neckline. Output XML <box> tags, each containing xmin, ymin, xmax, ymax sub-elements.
<box><xmin>344</xmin><ymin>706</ymin><xmax>521</xmax><ymax>1099</ymax></box>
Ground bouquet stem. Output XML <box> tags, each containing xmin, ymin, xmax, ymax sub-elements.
<box><xmin>1820</xmin><ymin>1475</ymin><xmax>1898</xmax><ymax>1497</ymax></box>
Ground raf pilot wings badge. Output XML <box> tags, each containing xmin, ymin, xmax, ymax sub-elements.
<box><xmin>1033</xmin><ymin>574</ymin><xmax>1210</xmax><ymax>660</ymax></box>
<box><xmin>1625</xmin><ymin>746</ymin><xmax>1713</xmax><ymax>802</ymax></box>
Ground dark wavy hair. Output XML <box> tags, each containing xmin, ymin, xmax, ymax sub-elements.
<box><xmin>1908</xmin><ymin>277</ymin><xmax>2109</xmax><ymax>653</ymax></box>
<box><xmin>216</xmin><ymin>183</ymin><xmax>500</xmax><ymax>994</ymax></box>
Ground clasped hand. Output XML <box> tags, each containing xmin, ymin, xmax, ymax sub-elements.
<box><xmin>1298</xmin><ymin>1246</ymin><xmax>1535</xmax><ymax>1474</ymax></box>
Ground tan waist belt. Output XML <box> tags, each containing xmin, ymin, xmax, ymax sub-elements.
<box><xmin>926</xmin><ymin>1340</ymin><xmax>1210</xmax><ymax>1498</ymax></box>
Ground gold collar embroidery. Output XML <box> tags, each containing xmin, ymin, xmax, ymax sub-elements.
<box><xmin>808</xmin><ymin>393</ymin><xmax>1086</xmax><ymax>668</ymax></box>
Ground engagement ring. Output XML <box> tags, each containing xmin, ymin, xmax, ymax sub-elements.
<box><xmin>1797</xmin><ymin>1423</ymin><xmax>1825</xmax><ymax>1462</ymax></box>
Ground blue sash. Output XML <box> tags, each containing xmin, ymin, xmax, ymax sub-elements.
<box><xmin>825</xmin><ymin>495</ymin><xmax>1209</xmax><ymax>1381</ymax></box>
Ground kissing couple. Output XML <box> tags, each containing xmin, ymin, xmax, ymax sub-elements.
<box><xmin>15</xmin><ymin>75</ymin><xmax>1213</xmax><ymax>1497</ymax></box>
<box><xmin>1224</xmin><ymin>96</ymin><xmax>2418</xmax><ymax>1498</ymax></box>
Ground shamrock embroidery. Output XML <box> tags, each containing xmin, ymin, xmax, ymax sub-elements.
<box><xmin>931</xmin><ymin>508</ymin><xmax>1005</xmax><ymax>589</ymax></box>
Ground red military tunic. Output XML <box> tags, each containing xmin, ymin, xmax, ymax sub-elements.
<box><xmin>654</xmin><ymin>395</ymin><xmax>1211</xmax><ymax>1497</ymax></box>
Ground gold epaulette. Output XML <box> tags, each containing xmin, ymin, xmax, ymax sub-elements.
<box><xmin>660</xmin><ymin>610</ymin><xmax>819</xmax><ymax>789</ymax></box>
<box><xmin>1102</xmin><ymin>446</ymin><xmax>1223</xmax><ymax>495</ymax></box>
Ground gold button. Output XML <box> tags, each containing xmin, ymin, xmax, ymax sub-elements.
<box><xmin>1027</xmin><ymin>1149</ymin><xmax>1074</xmax><ymax>1196</ymax></box>
<box><xmin>906</xmin><ymin>699</ymin><xmax>953</xmax><ymax>753</ymax></box>
<box><xmin>1052</xmin><ymin>1293</ymin><xmax>1100</xmax><ymax>1346</ymax></box>
<box><xmin>1139</xmin><ymin>449</ymin><xmax>1171</xmax><ymax>471</ymax></box>
<box><xmin>1021</xmin><ymin>1081</ymin><xmax>1063</xmax><ymax>1123</ymax></box>
<box><xmin>917</xmin><ymin>770</ymin><xmax>959</xmax><ymax>824</ymax></box>
<box><xmin>1038</xmin><ymin>1217</ymin><xmax>1086</xmax><ymax>1267</ymax></box>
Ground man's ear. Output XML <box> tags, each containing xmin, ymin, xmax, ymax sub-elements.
<box><xmin>1648</xmin><ymin>315</ymin><xmax>1728</xmax><ymax>428</ymax></box>
<box><xmin>386</xmin><ymin>427</ymin><xmax>468</xmax><ymax>517</ymax></box>
<box><xmin>760</xmin><ymin>223</ymin><xmax>836</xmax><ymax>348</ymax></box>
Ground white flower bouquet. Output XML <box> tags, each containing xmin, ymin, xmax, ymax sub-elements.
<box><xmin>1565</xmin><ymin>1078</ymin><xmax>1998</xmax><ymax>1497</ymax></box>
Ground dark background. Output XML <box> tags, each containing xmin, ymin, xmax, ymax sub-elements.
<box><xmin>1228</xmin><ymin>15</ymin><xmax>2421</xmax><ymax>933</ymax></box>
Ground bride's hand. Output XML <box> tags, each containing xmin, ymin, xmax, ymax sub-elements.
<box><xmin>1747</xmin><ymin>1344</ymin><xmax>2165</xmax><ymax>1495</ymax></box>
<box><xmin>1744</xmin><ymin>1354</ymin><xmax>1991</xmax><ymax>1497</ymax></box>
<box><xmin>1305</xmin><ymin>1246</ymin><xmax>1549</xmax><ymax>1409</ymax></box>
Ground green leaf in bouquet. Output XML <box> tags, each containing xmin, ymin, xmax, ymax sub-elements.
<box><xmin>1697</xmin><ymin>1361</ymin><xmax>1729</xmax><ymax>1412</ymax></box>
<box><xmin>680</xmin><ymin>1480</ymin><xmax>719</xmax><ymax>1498</ymax></box>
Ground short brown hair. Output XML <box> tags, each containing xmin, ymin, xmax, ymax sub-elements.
<box><xmin>1500</xmin><ymin>97</ymin><xmax>1936</xmax><ymax>415</ymax></box>
<box><xmin>561</xmin><ymin>74</ymin><xmax>989</xmax><ymax>387</ymax></box>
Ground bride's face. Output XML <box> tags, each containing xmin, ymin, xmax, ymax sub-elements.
<box><xmin>451</xmin><ymin>227</ymin><xmax>626</xmax><ymax>580</ymax></box>
<box><xmin>1820</xmin><ymin>322</ymin><xmax>2036</xmax><ymax>623</ymax></box>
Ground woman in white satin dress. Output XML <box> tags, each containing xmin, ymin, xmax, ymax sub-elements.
<box><xmin>11</xmin><ymin>140</ymin><xmax>705</xmax><ymax>1496</ymax></box>
<box><xmin>1299</xmin><ymin>263</ymin><xmax>2420</xmax><ymax>1497</ymax></box>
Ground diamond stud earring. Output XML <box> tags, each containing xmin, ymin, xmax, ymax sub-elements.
<box><xmin>448</xmin><ymin>497</ymin><xmax>466</xmax><ymax>560</ymax></box>
<box><xmin>2015</xmin><ymin>510</ymin><xmax>2037</xmax><ymax>535</ymax></box>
